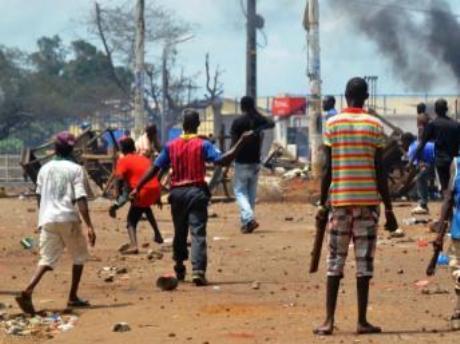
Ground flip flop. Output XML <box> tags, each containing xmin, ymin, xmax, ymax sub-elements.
<box><xmin>15</xmin><ymin>292</ymin><xmax>36</xmax><ymax>315</ymax></box>
<box><xmin>357</xmin><ymin>324</ymin><xmax>382</xmax><ymax>335</ymax></box>
<box><xmin>313</xmin><ymin>327</ymin><xmax>333</xmax><ymax>336</ymax></box>
<box><xmin>67</xmin><ymin>298</ymin><xmax>90</xmax><ymax>308</ymax></box>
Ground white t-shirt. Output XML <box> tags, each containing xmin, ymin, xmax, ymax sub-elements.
<box><xmin>36</xmin><ymin>159</ymin><xmax>88</xmax><ymax>227</ymax></box>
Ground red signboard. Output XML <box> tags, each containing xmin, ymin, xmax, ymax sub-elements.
<box><xmin>272</xmin><ymin>97</ymin><xmax>307</xmax><ymax>117</ymax></box>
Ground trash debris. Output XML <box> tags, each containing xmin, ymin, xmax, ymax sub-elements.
<box><xmin>20</xmin><ymin>237</ymin><xmax>34</xmax><ymax>249</ymax></box>
<box><xmin>212</xmin><ymin>236</ymin><xmax>229</xmax><ymax>242</ymax></box>
<box><xmin>116</xmin><ymin>267</ymin><xmax>128</xmax><ymax>274</ymax></box>
<box><xmin>118</xmin><ymin>243</ymin><xmax>131</xmax><ymax>253</ymax></box>
<box><xmin>0</xmin><ymin>312</ymin><xmax>78</xmax><ymax>337</ymax></box>
<box><xmin>212</xmin><ymin>286</ymin><xmax>221</xmax><ymax>291</ymax></box>
<box><xmin>388</xmin><ymin>228</ymin><xmax>405</xmax><ymax>238</ymax></box>
<box><xmin>416</xmin><ymin>239</ymin><xmax>429</xmax><ymax>248</ymax></box>
<box><xmin>421</xmin><ymin>287</ymin><xmax>449</xmax><ymax>295</ymax></box>
<box><xmin>251</xmin><ymin>281</ymin><xmax>260</xmax><ymax>290</ymax></box>
<box><xmin>147</xmin><ymin>250</ymin><xmax>164</xmax><ymax>261</ymax></box>
<box><xmin>112</xmin><ymin>322</ymin><xmax>131</xmax><ymax>332</ymax></box>
<box><xmin>402</xmin><ymin>217</ymin><xmax>431</xmax><ymax>226</ymax></box>
<box><xmin>437</xmin><ymin>253</ymin><xmax>450</xmax><ymax>266</ymax></box>
<box><xmin>415</xmin><ymin>280</ymin><xmax>430</xmax><ymax>288</ymax></box>
<box><xmin>156</xmin><ymin>274</ymin><xmax>178</xmax><ymax>291</ymax></box>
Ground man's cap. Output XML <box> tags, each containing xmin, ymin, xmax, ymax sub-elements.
<box><xmin>55</xmin><ymin>131</ymin><xmax>77</xmax><ymax>147</ymax></box>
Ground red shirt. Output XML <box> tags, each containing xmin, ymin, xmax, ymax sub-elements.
<box><xmin>115</xmin><ymin>153</ymin><xmax>160</xmax><ymax>207</ymax></box>
<box><xmin>168</xmin><ymin>137</ymin><xmax>207</xmax><ymax>188</ymax></box>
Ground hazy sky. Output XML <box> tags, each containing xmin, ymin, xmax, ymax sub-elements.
<box><xmin>1</xmin><ymin>0</ymin><xmax>459</xmax><ymax>97</ymax></box>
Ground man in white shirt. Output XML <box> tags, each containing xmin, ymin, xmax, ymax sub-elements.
<box><xmin>15</xmin><ymin>132</ymin><xmax>96</xmax><ymax>315</ymax></box>
<box><xmin>136</xmin><ymin>124</ymin><xmax>161</xmax><ymax>158</ymax></box>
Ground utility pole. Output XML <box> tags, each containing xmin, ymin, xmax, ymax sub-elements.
<box><xmin>246</xmin><ymin>0</ymin><xmax>257</xmax><ymax>99</ymax></box>
<box><xmin>133</xmin><ymin>0</ymin><xmax>145</xmax><ymax>139</ymax></box>
<box><xmin>161</xmin><ymin>45</ymin><xmax>169</xmax><ymax>144</ymax></box>
<box><xmin>303</xmin><ymin>0</ymin><xmax>322</xmax><ymax>178</ymax></box>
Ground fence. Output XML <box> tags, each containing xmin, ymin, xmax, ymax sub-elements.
<box><xmin>0</xmin><ymin>155</ymin><xmax>25</xmax><ymax>183</ymax></box>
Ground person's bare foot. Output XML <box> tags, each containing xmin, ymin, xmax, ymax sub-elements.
<box><xmin>357</xmin><ymin>322</ymin><xmax>382</xmax><ymax>335</ymax></box>
<box><xmin>15</xmin><ymin>292</ymin><xmax>35</xmax><ymax>315</ymax></box>
<box><xmin>313</xmin><ymin>321</ymin><xmax>334</xmax><ymax>336</ymax></box>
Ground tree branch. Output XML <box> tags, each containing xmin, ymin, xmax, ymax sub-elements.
<box><xmin>95</xmin><ymin>2</ymin><xmax>129</xmax><ymax>96</ymax></box>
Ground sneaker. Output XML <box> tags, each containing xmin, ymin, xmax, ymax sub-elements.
<box><xmin>174</xmin><ymin>263</ymin><xmax>186</xmax><ymax>281</ymax></box>
<box><xmin>411</xmin><ymin>205</ymin><xmax>429</xmax><ymax>215</ymax></box>
<box><xmin>241</xmin><ymin>220</ymin><xmax>259</xmax><ymax>234</ymax></box>
<box><xmin>192</xmin><ymin>272</ymin><xmax>208</xmax><ymax>286</ymax></box>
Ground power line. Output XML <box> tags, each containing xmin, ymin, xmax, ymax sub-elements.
<box><xmin>346</xmin><ymin>0</ymin><xmax>460</xmax><ymax>18</ymax></box>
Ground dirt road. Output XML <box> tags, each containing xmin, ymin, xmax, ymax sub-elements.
<box><xmin>0</xmin><ymin>198</ymin><xmax>457</xmax><ymax>343</ymax></box>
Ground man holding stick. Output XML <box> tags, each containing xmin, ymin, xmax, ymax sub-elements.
<box><xmin>427</xmin><ymin>157</ymin><xmax>460</xmax><ymax>329</ymax></box>
<box><xmin>314</xmin><ymin>78</ymin><xmax>399</xmax><ymax>335</ymax></box>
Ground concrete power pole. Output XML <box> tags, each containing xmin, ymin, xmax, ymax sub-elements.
<box><xmin>161</xmin><ymin>45</ymin><xmax>169</xmax><ymax>144</ymax></box>
<box><xmin>304</xmin><ymin>0</ymin><xmax>322</xmax><ymax>178</ymax></box>
<box><xmin>246</xmin><ymin>0</ymin><xmax>257</xmax><ymax>99</ymax></box>
<box><xmin>133</xmin><ymin>0</ymin><xmax>145</xmax><ymax>139</ymax></box>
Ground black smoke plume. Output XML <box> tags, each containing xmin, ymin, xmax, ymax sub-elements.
<box><xmin>329</xmin><ymin>0</ymin><xmax>460</xmax><ymax>91</ymax></box>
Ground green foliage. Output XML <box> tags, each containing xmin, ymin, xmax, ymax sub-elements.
<box><xmin>0</xmin><ymin>36</ymin><xmax>133</xmax><ymax>145</ymax></box>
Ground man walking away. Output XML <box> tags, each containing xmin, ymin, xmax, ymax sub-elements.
<box><xmin>416</xmin><ymin>102</ymin><xmax>430</xmax><ymax>139</ymax></box>
<box><xmin>136</xmin><ymin>124</ymin><xmax>162</xmax><ymax>158</ymax></box>
<box><xmin>323</xmin><ymin>95</ymin><xmax>338</xmax><ymax>121</ymax></box>
<box><xmin>231</xmin><ymin>96</ymin><xmax>274</xmax><ymax>234</ymax></box>
<box><xmin>16</xmin><ymin>132</ymin><xmax>96</xmax><ymax>315</ymax></box>
<box><xmin>114</xmin><ymin>137</ymin><xmax>163</xmax><ymax>254</ymax></box>
<box><xmin>413</xmin><ymin>99</ymin><xmax>460</xmax><ymax>193</ymax></box>
<box><xmin>314</xmin><ymin>78</ymin><xmax>399</xmax><ymax>335</ymax></box>
<box><xmin>401</xmin><ymin>133</ymin><xmax>435</xmax><ymax>215</ymax></box>
<box><xmin>132</xmin><ymin>110</ymin><xmax>254</xmax><ymax>286</ymax></box>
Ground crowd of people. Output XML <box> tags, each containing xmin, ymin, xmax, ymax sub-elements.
<box><xmin>12</xmin><ymin>77</ymin><xmax>460</xmax><ymax>335</ymax></box>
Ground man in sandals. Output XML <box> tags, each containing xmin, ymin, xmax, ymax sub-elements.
<box><xmin>132</xmin><ymin>110</ymin><xmax>253</xmax><ymax>286</ymax></box>
<box><xmin>113</xmin><ymin>136</ymin><xmax>163</xmax><ymax>254</ymax></box>
<box><xmin>314</xmin><ymin>78</ymin><xmax>399</xmax><ymax>335</ymax></box>
<box><xmin>16</xmin><ymin>132</ymin><xmax>96</xmax><ymax>314</ymax></box>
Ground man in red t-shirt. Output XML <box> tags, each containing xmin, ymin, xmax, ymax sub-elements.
<box><xmin>114</xmin><ymin>137</ymin><xmax>163</xmax><ymax>254</ymax></box>
<box><xmin>132</xmin><ymin>110</ymin><xmax>254</xmax><ymax>286</ymax></box>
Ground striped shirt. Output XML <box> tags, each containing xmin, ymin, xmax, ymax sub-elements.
<box><xmin>324</xmin><ymin>108</ymin><xmax>386</xmax><ymax>207</ymax></box>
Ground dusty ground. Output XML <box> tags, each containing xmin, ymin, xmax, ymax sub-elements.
<box><xmin>0</xmin><ymin>197</ymin><xmax>458</xmax><ymax>343</ymax></box>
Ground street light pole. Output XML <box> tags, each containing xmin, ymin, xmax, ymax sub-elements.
<box><xmin>304</xmin><ymin>0</ymin><xmax>322</xmax><ymax>178</ymax></box>
<box><xmin>246</xmin><ymin>0</ymin><xmax>257</xmax><ymax>99</ymax></box>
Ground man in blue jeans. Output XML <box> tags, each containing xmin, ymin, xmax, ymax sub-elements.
<box><xmin>231</xmin><ymin>96</ymin><xmax>274</xmax><ymax>233</ymax></box>
<box><xmin>401</xmin><ymin>133</ymin><xmax>435</xmax><ymax>214</ymax></box>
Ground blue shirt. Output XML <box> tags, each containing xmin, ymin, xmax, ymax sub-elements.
<box><xmin>324</xmin><ymin>108</ymin><xmax>338</xmax><ymax>121</ymax></box>
<box><xmin>154</xmin><ymin>139</ymin><xmax>222</xmax><ymax>169</ymax></box>
<box><xmin>408</xmin><ymin>141</ymin><xmax>435</xmax><ymax>165</ymax></box>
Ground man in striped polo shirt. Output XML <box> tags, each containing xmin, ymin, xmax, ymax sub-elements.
<box><xmin>132</xmin><ymin>110</ymin><xmax>253</xmax><ymax>286</ymax></box>
<box><xmin>314</xmin><ymin>78</ymin><xmax>399</xmax><ymax>335</ymax></box>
